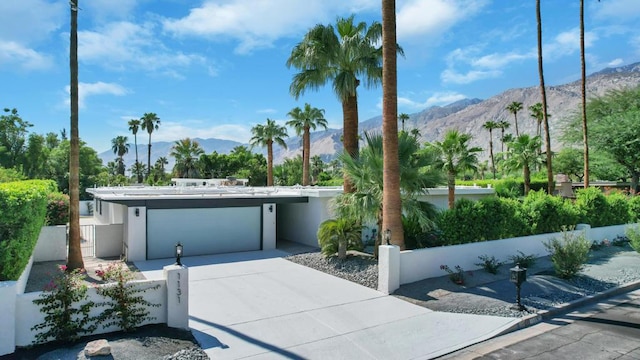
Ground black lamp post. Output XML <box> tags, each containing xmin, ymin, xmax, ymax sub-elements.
<box><xmin>509</xmin><ymin>263</ymin><xmax>527</xmax><ymax>311</ymax></box>
<box><xmin>175</xmin><ymin>242</ymin><xmax>183</xmax><ymax>266</ymax></box>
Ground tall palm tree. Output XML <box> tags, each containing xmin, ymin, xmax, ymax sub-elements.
<box><xmin>140</xmin><ymin>112</ymin><xmax>160</xmax><ymax>179</ymax></box>
<box><xmin>497</xmin><ymin>120</ymin><xmax>511</xmax><ymax>154</ymax></box>
<box><xmin>287</xmin><ymin>15</ymin><xmax>392</xmax><ymax>193</ymax></box>
<box><xmin>580</xmin><ymin>0</ymin><xmax>591</xmax><ymax>188</ymax></box>
<box><xmin>398</xmin><ymin>113</ymin><xmax>410</xmax><ymax>132</ymax></box>
<box><xmin>250</xmin><ymin>119</ymin><xmax>288</xmax><ymax>186</ymax></box>
<box><xmin>128</xmin><ymin>118</ymin><xmax>142</xmax><ymax>183</ymax></box>
<box><xmin>170</xmin><ymin>138</ymin><xmax>204</xmax><ymax>178</ymax></box>
<box><xmin>506</xmin><ymin>101</ymin><xmax>523</xmax><ymax>136</ymax></box>
<box><xmin>427</xmin><ymin>129</ymin><xmax>482</xmax><ymax>209</ymax></box>
<box><xmin>482</xmin><ymin>120</ymin><xmax>499</xmax><ymax>178</ymax></box>
<box><xmin>286</xmin><ymin>103</ymin><xmax>328</xmax><ymax>186</ymax></box>
<box><xmin>111</xmin><ymin>135</ymin><xmax>129</xmax><ymax>176</ymax></box>
<box><xmin>504</xmin><ymin>134</ymin><xmax>544</xmax><ymax>195</ymax></box>
<box><xmin>310</xmin><ymin>155</ymin><xmax>325</xmax><ymax>183</ymax></box>
<box><xmin>381</xmin><ymin>0</ymin><xmax>404</xmax><ymax>249</ymax></box>
<box><xmin>529</xmin><ymin>103</ymin><xmax>544</xmax><ymax>137</ymax></box>
<box><xmin>536</xmin><ymin>0</ymin><xmax>554</xmax><ymax>194</ymax></box>
<box><xmin>67</xmin><ymin>0</ymin><xmax>83</xmax><ymax>271</ymax></box>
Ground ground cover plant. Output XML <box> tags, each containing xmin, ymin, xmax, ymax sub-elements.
<box><xmin>440</xmin><ymin>264</ymin><xmax>466</xmax><ymax>285</ymax></box>
<box><xmin>544</xmin><ymin>230</ymin><xmax>591</xmax><ymax>279</ymax></box>
<box><xmin>509</xmin><ymin>251</ymin><xmax>537</xmax><ymax>268</ymax></box>
<box><xmin>475</xmin><ymin>255</ymin><xmax>503</xmax><ymax>274</ymax></box>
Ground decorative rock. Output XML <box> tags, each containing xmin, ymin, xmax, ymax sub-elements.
<box><xmin>84</xmin><ymin>339</ymin><xmax>111</xmax><ymax>357</ymax></box>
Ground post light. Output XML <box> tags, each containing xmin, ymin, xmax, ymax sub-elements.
<box><xmin>383</xmin><ymin>228</ymin><xmax>391</xmax><ymax>245</ymax></box>
<box><xmin>175</xmin><ymin>242</ymin><xmax>183</xmax><ymax>266</ymax></box>
<box><xmin>509</xmin><ymin>263</ymin><xmax>527</xmax><ymax>311</ymax></box>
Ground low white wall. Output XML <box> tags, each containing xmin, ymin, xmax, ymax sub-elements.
<box><xmin>417</xmin><ymin>187</ymin><xmax>495</xmax><ymax>211</ymax></box>
<box><xmin>15</xmin><ymin>279</ymin><xmax>167</xmax><ymax>347</ymax></box>
<box><xmin>0</xmin><ymin>254</ymin><xmax>34</xmax><ymax>355</ymax></box>
<box><xmin>33</xmin><ymin>226</ymin><xmax>67</xmax><ymax>262</ymax></box>
<box><xmin>95</xmin><ymin>224</ymin><xmax>124</xmax><ymax>258</ymax></box>
<box><xmin>397</xmin><ymin>224</ymin><xmax>632</xmax><ymax>286</ymax></box>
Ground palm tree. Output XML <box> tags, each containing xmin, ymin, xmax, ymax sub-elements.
<box><xmin>381</xmin><ymin>0</ymin><xmax>404</xmax><ymax>249</ymax></box>
<box><xmin>317</xmin><ymin>218</ymin><xmax>362</xmax><ymax>260</ymax></box>
<box><xmin>497</xmin><ymin>120</ymin><xmax>510</xmax><ymax>154</ymax></box>
<box><xmin>287</xmin><ymin>15</ymin><xmax>391</xmax><ymax>193</ymax></box>
<box><xmin>128</xmin><ymin>118</ymin><xmax>142</xmax><ymax>183</ymax></box>
<box><xmin>250</xmin><ymin>119</ymin><xmax>288</xmax><ymax>186</ymax></box>
<box><xmin>529</xmin><ymin>103</ymin><xmax>544</xmax><ymax>137</ymax></box>
<box><xmin>310</xmin><ymin>155</ymin><xmax>324</xmax><ymax>183</ymax></box>
<box><xmin>398</xmin><ymin>113</ymin><xmax>410</xmax><ymax>132</ymax></box>
<box><xmin>536</xmin><ymin>0</ymin><xmax>553</xmax><ymax>194</ymax></box>
<box><xmin>156</xmin><ymin>156</ymin><xmax>168</xmax><ymax>173</ymax></box>
<box><xmin>111</xmin><ymin>135</ymin><xmax>129</xmax><ymax>176</ymax></box>
<box><xmin>504</xmin><ymin>134</ymin><xmax>544</xmax><ymax>195</ymax></box>
<box><xmin>410</xmin><ymin>128</ymin><xmax>421</xmax><ymax>139</ymax></box>
<box><xmin>286</xmin><ymin>103</ymin><xmax>328</xmax><ymax>186</ymax></box>
<box><xmin>67</xmin><ymin>0</ymin><xmax>83</xmax><ymax>271</ymax></box>
<box><xmin>483</xmin><ymin>120</ymin><xmax>499</xmax><ymax>178</ymax></box>
<box><xmin>140</xmin><ymin>112</ymin><xmax>160</xmax><ymax>179</ymax></box>
<box><xmin>427</xmin><ymin>129</ymin><xmax>482</xmax><ymax>209</ymax></box>
<box><xmin>170</xmin><ymin>138</ymin><xmax>204</xmax><ymax>178</ymax></box>
<box><xmin>506</xmin><ymin>101</ymin><xmax>523</xmax><ymax>136</ymax></box>
<box><xmin>580</xmin><ymin>0</ymin><xmax>591</xmax><ymax>188</ymax></box>
<box><xmin>336</xmin><ymin>132</ymin><xmax>441</xmax><ymax>252</ymax></box>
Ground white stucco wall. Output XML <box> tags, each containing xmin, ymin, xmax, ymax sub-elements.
<box><xmin>416</xmin><ymin>187</ymin><xmax>495</xmax><ymax>210</ymax></box>
<box><xmin>95</xmin><ymin>224</ymin><xmax>124</xmax><ymax>258</ymax></box>
<box><xmin>93</xmin><ymin>201</ymin><xmax>125</xmax><ymax>225</ymax></box>
<box><xmin>125</xmin><ymin>206</ymin><xmax>147</xmax><ymax>261</ymax></box>
<box><xmin>0</xmin><ymin>255</ymin><xmax>34</xmax><ymax>355</ymax></box>
<box><xmin>262</xmin><ymin>203</ymin><xmax>276</xmax><ymax>250</ymax></box>
<box><xmin>33</xmin><ymin>226</ymin><xmax>67</xmax><ymax>262</ymax></box>
<box><xmin>278</xmin><ymin>197</ymin><xmax>333</xmax><ymax>247</ymax></box>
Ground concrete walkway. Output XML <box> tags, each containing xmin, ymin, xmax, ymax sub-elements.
<box><xmin>135</xmin><ymin>250</ymin><xmax>520</xmax><ymax>359</ymax></box>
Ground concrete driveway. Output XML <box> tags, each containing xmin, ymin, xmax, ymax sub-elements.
<box><xmin>136</xmin><ymin>250</ymin><xmax>521</xmax><ymax>359</ymax></box>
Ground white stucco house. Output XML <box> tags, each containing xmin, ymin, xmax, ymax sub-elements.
<box><xmin>87</xmin><ymin>181</ymin><xmax>494</xmax><ymax>261</ymax></box>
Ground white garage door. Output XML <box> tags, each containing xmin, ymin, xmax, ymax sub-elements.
<box><xmin>147</xmin><ymin>207</ymin><xmax>261</xmax><ymax>259</ymax></box>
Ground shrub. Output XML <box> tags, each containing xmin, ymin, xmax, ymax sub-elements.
<box><xmin>521</xmin><ymin>190</ymin><xmax>579</xmax><ymax>234</ymax></box>
<box><xmin>628</xmin><ymin>196</ymin><xmax>640</xmax><ymax>222</ymax></box>
<box><xmin>544</xmin><ymin>230</ymin><xmax>591</xmax><ymax>279</ymax></box>
<box><xmin>317</xmin><ymin>218</ymin><xmax>363</xmax><ymax>259</ymax></box>
<box><xmin>575</xmin><ymin>187</ymin><xmax>611</xmax><ymax>227</ymax></box>
<box><xmin>95</xmin><ymin>263</ymin><xmax>160</xmax><ymax>332</ymax></box>
<box><xmin>475</xmin><ymin>255</ymin><xmax>503</xmax><ymax>274</ymax></box>
<box><xmin>475</xmin><ymin>196</ymin><xmax>528</xmax><ymax>239</ymax></box>
<box><xmin>0</xmin><ymin>180</ymin><xmax>51</xmax><ymax>280</ymax></box>
<box><xmin>494</xmin><ymin>178</ymin><xmax>523</xmax><ymax>198</ymax></box>
<box><xmin>626</xmin><ymin>225</ymin><xmax>640</xmax><ymax>253</ymax></box>
<box><xmin>606</xmin><ymin>191</ymin><xmax>630</xmax><ymax>225</ymax></box>
<box><xmin>436</xmin><ymin>199</ymin><xmax>483</xmax><ymax>245</ymax></box>
<box><xmin>32</xmin><ymin>266</ymin><xmax>97</xmax><ymax>344</ymax></box>
<box><xmin>440</xmin><ymin>264</ymin><xmax>465</xmax><ymax>285</ymax></box>
<box><xmin>45</xmin><ymin>192</ymin><xmax>70</xmax><ymax>225</ymax></box>
<box><xmin>509</xmin><ymin>251</ymin><xmax>537</xmax><ymax>268</ymax></box>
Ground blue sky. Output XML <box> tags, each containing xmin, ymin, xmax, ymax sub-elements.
<box><xmin>2</xmin><ymin>0</ymin><xmax>639</xmax><ymax>153</ymax></box>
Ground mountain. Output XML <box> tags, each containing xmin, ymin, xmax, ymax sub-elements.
<box><xmin>101</xmin><ymin>61</ymin><xmax>640</xmax><ymax>170</ymax></box>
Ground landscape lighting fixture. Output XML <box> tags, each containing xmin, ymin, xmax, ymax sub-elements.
<box><xmin>509</xmin><ymin>263</ymin><xmax>527</xmax><ymax>311</ymax></box>
<box><xmin>175</xmin><ymin>242</ymin><xmax>183</xmax><ymax>266</ymax></box>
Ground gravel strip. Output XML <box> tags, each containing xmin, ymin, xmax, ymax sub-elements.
<box><xmin>286</xmin><ymin>246</ymin><xmax>640</xmax><ymax>318</ymax></box>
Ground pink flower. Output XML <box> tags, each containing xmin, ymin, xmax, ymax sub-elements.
<box><xmin>58</xmin><ymin>265</ymin><xmax>67</xmax><ymax>271</ymax></box>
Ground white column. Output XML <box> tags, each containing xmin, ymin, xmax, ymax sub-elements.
<box><xmin>126</xmin><ymin>206</ymin><xmax>147</xmax><ymax>261</ymax></box>
<box><xmin>262</xmin><ymin>203</ymin><xmax>276</xmax><ymax>250</ymax></box>
<box><xmin>0</xmin><ymin>282</ymin><xmax>16</xmax><ymax>356</ymax></box>
<box><xmin>164</xmin><ymin>264</ymin><xmax>189</xmax><ymax>329</ymax></box>
<box><xmin>378</xmin><ymin>245</ymin><xmax>400</xmax><ymax>294</ymax></box>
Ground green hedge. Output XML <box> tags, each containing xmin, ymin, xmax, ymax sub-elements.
<box><xmin>0</xmin><ymin>180</ymin><xmax>53</xmax><ymax>280</ymax></box>
<box><xmin>521</xmin><ymin>190</ymin><xmax>579</xmax><ymax>234</ymax></box>
<box><xmin>458</xmin><ymin>178</ymin><xmax>548</xmax><ymax>197</ymax></box>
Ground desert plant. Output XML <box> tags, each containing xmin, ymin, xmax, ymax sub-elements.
<box><xmin>32</xmin><ymin>266</ymin><xmax>97</xmax><ymax>343</ymax></box>
<box><xmin>95</xmin><ymin>263</ymin><xmax>160</xmax><ymax>332</ymax></box>
<box><xmin>440</xmin><ymin>264</ymin><xmax>465</xmax><ymax>285</ymax></box>
<box><xmin>509</xmin><ymin>251</ymin><xmax>537</xmax><ymax>268</ymax></box>
<box><xmin>626</xmin><ymin>226</ymin><xmax>640</xmax><ymax>253</ymax></box>
<box><xmin>317</xmin><ymin>218</ymin><xmax>363</xmax><ymax>259</ymax></box>
<box><xmin>475</xmin><ymin>255</ymin><xmax>503</xmax><ymax>274</ymax></box>
<box><xmin>544</xmin><ymin>230</ymin><xmax>591</xmax><ymax>279</ymax></box>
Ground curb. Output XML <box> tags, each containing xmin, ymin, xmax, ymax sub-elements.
<box><xmin>495</xmin><ymin>278</ymin><xmax>640</xmax><ymax>337</ymax></box>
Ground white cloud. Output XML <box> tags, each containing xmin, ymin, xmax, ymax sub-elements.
<box><xmin>257</xmin><ymin>109</ymin><xmax>277</xmax><ymax>114</ymax></box>
<box><xmin>397</xmin><ymin>0</ymin><xmax>488</xmax><ymax>41</ymax></box>
<box><xmin>398</xmin><ymin>92</ymin><xmax>467</xmax><ymax>110</ymax></box>
<box><xmin>471</xmin><ymin>51</ymin><xmax>533</xmax><ymax>69</ymax></box>
<box><xmin>64</xmin><ymin>82</ymin><xmax>128</xmax><ymax>109</ymax></box>
<box><xmin>84</xmin><ymin>0</ymin><xmax>138</xmax><ymax>22</ymax></box>
<box><xmin>544</xmin><ymin>28</ymin><xmax>598</xmax><ymax>59</ymax></box>
<box><xmin>441</xmin><ymin>68</ymin><xmax>501</xmax><ymax>84</ymax></box>
<box><xmin>607</xmin><ymin>58</ymin><xmax>624</xmax><ymax>67</ymax></box>
<box><xmin>0</xmin><ymin>41</ymin><xmax>52</xmax><ymax>70</ymax></box>
<box><xmin>78</xmin><ymin>21</ymin><xmax>206</xmax><ymax>74</ymax></box>
<box><xmin>592</xmin><ymin>0</ymin><xmax>640</xmax><ymax>22</ymax></box>
<box><xmin>0</xmin><ymin>0</ymin><xmax>65</xmax><ymax>44</ymax></box>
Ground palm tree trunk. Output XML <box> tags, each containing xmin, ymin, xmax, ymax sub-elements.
<box><xmin>147</xmin><ymin>137</ymin><xmax>152</xmax><ymax>179</ymax></box>
<box><xmin>134</xmin><ymin>134</ymin><xmax>141</xmax><ymax>183</ymax></box>
<box><xmin>489</xmin><ymin>137</ymin><xmax>496</xmax><ymax>179</ymax></box>
<box><xmin>267</xmin><ymin>140</ymin><xmax>274</xmax><ymax>186</ymax></box>
<box><xmin>381</xmin><ymin>0</ymin><xmax>404</xmax><ymax>250</ymax></box>
<box><xmin>447</xmin><ymin>171</ymin><xmax>456</xmax><ymax>209</ymax></box>
<box><xmin>580</xmin><ymin>0</ymin><xmax>590</xmax><ymax>188</ymax></box>
<box><xmin>303</xmin><ymin>126</ymin><xmax>310</xmax><ymax>186</ymax></box>
<box><xmin>537</xmin><ymin>0</ymin><xmax>554</xmax><ymax>194</ymax></box>
<box><xmin>523</xmin><ymin>164</ymin><xmax>531</xmax><ymax>195</ymax></box>
<box><xmin>67</xmin><ymin>0</ymin><xmax>84</xmax><ymax>271</ymax></box>
<box><xmin>342</xmin><ymin>95</ymin><xmax>359</xmax><ymax>193</ymax></box>
<box><xmin>514</xmin><ymin>113</ymin><xmax>520</xmax><ymax>137</ymax></box>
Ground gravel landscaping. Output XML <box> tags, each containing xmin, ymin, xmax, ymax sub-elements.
<box><xmin>286</xmin><ymin>242</ymin><xmax>640</xmax><ymax>318</ymax></box>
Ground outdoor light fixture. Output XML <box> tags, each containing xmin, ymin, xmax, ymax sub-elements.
<box><xmin>175</xmin><ymin>242</ymin><xmax>183</xmax><ymax>266</ymax></box>
<box><xmin>383</xmin><ymin>228</ymin><xmax>391</xmax><ymax>245</ymax></box>
<box><xmin>269</xmin><ymin>205</ymin><xmax>273</xmax><ymax>213</ymax></box>
<box><xmin>135</xmin><ymin>208</ymin><xmax>140</xmax><ymax>217</ymax></box>
<box><xmin>509</xmin><ymin>263</ymin><xmax>527</xmax><ymax>311</ymax></box>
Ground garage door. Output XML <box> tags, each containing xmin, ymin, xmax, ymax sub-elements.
<box><xmin>147</xmin><ymin>207</ymin><xmax>261</xmax><ymax>259</ymax></box>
